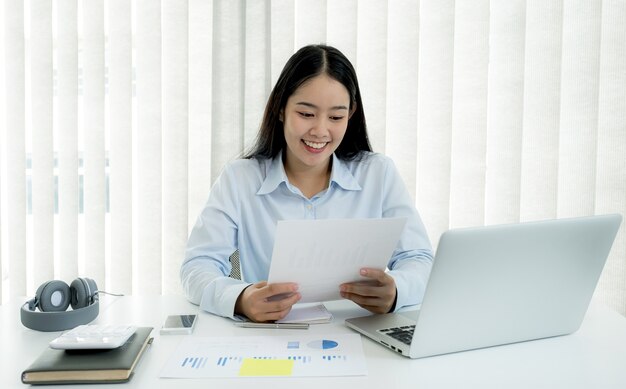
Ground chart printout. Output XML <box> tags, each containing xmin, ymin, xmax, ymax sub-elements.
<box><xmin>160</xmin><ymin>333</ymin><xmax>367</xmax><ymax>378</ymax></box>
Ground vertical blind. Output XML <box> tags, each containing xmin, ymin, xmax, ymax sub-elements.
<box><xmin>1</xmin><ymin>0</ymin><xmax>625</xmax><ymax>315</ymax></box>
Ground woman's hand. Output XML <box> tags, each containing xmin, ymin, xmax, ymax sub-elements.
<box><xmin>235</xmin><ymin>281</ymin><xmax>301</xmax><ymax>322</ymax></box>
<box><xmin>340</xmin><ymin>268</ymin><xmax>397</xmax><ymax>314</ymax></box>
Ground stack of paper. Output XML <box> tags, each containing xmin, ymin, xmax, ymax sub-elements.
<box><xmin>277</xmin><ymin>303</ymin><xmax>333</xmax><ymax>324</ymax></box>
<box><xmin>268</xmin><ymin>218</ymin><xmax>407</xmax><ymax>303</ymax></box>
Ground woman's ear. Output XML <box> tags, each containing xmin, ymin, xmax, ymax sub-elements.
<box><xmin>348</xmin><ymin>103</ymin><xmax>357</xmax><ymax>119</ymax></box>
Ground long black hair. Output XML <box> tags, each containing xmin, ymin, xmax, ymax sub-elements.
<box><xmin>244</xmin><ymin>44</ymin><xmax>372</xmax><ymax>160</ymax></box>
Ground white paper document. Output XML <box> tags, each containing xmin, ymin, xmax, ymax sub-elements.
<box><xmin>268</xmin><ymin>218</ymin><xmax>407</xmax><ymax>303</ymax></box>
<box><xmin>160</xmin><ymin>333</ymin><xmax>367</xmax><ymax>378</ymax></box>
<box><xmin>276</xmin><ymin>303</ymin><xmax>333</xmax><ymax>324</ymax></box>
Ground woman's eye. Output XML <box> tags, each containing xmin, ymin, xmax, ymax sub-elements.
<box><xmin>330</xmin><ymin>116</ymin><xmax>344</xmax><ymax>121</ymax></box>
<box><xmin>298</xmin><ymin>112</ymin><xmax>314</xmax><ymax>118</ymax></box>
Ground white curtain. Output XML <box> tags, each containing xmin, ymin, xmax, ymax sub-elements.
<box><xmin>1</xmin><ymin>0</ymin><xmax>625</xmax><ymax>315</ymax></box>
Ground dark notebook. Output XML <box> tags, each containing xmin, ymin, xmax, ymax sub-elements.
<box><xmin>22</xmin><ymin>327</ymin><xmax>153</xmax><ymax>385</ymax></box>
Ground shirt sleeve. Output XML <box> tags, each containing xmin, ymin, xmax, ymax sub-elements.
<box><xmin>180</xmin><ymin>163</ymin><xmax>251</xmax><ymax>319</ymax></box>
<box><xmin>380</xmin><ymin>157</ymin><xmax>434</xmax><ymax>310</ymax></box>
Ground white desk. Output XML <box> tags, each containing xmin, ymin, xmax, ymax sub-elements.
<box><xmin>3</xmin><ymin>295</ymin><xmax>626</xmax><ymax>388</ymax></box>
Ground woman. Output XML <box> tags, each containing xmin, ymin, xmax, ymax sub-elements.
<box><xmin>182</xmin><ymin>44</ymin><xmax>433</xmax><ymax>322</ymax></box>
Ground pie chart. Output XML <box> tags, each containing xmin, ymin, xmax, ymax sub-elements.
<box><xmin>307</xmin><ymin>339</ymin><xmax>338</xmax><ymax>349</ymax></box>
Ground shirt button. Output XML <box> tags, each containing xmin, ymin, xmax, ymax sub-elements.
<box><xmin>307</xmin><ymin>205</ymin><xmax>312</xmax><ymax>210</ymax></box>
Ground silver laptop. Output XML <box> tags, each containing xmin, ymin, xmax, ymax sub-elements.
<box><xmin>345</xmin><ymin>214</ymin><xmax>622</xmax><ymax>359</ymax></box>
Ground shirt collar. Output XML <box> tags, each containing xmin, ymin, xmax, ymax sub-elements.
<box><xmin>257</xmin><ymin>153</ymin><xmax>289</xmax><ymax>195</ymax></box>
<box><xmin>329</xmin><ymin>153</ymin><xmax>362</xmax><ymax>191</ymax></box>
<box><xmin>256</xmin><ymin>151</ymin><xmax>362</xmax><ymax>195</ymax></box>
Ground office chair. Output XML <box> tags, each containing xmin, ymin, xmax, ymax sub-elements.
<box><xmin>229</xmin><ymin>250</ymin><xmax>241</xmax><ymax>280</ymax></box>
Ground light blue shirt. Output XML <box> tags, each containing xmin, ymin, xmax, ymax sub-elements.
<box><xmin>181</xmin><ymin>151</ymin><xmax>433</xmax><ymax>319</ymax></box>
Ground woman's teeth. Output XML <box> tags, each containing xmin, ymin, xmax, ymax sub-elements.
<box><xmin>303</xmin><ymin>140</ymin><xmax>327</xmax><ymax>149</ymax></box>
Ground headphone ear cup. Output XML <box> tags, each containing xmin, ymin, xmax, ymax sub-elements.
<box><xmin>70</xmin><ymin>278</ymin><xmax>88</xmax><ymax>309</ymax></box>
<box><xmin>70</xmin><ymin>277</ymin><xmax>98</xmax><ymax>309</ymax></box>
<box><xmin>85</xmin><ymin>277</ymin><xmax>98</xmax><ymax>304</ymax></box>
<box><xmin>36</xmin><ymin>280</ymin><xmax>71</xmax><ymax>312</ymax></box>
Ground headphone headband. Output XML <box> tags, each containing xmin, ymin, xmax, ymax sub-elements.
<box><xmin>20</xmin><ymin>299</ymin><xmax>99</xmax><ymax>332</ymax></box>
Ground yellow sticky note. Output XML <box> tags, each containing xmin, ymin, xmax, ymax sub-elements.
<box><xmin>238</xmin><ymin>358</ymin><xmax>294</xmax><ymax>377</ymax></box>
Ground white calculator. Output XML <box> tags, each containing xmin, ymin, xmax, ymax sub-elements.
<box><xmin>49</xmin><ymin>324</ymin><xmax>137</xmax><ymax>350</ymax></box>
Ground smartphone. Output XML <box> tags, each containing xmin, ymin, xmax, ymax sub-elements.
<box><xmin>160</xmin><ymin>314</ymin><xmax>197</xmax><ymax>335</ymax></box>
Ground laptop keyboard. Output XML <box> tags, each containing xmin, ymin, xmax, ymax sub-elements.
<box><xmin>379</xmin><ymin>325</ymin><xmax>415</xmax><ymax>345</ymax></box>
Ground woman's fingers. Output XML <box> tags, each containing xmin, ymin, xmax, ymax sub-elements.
<box><xmin>239</xmin><ymin>282</ymin><xmax>301</xmax><ymax>322</ymax></box>
<box><xmin>340</xmin><ymin>268</ymin><xmax>397</xmax><ymax>314</ymax></box>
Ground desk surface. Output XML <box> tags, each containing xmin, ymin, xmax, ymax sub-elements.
<box><xmin>3</xmin><ymin>295</ymin><xmax>626</xmax><ymax>388</ymax></box>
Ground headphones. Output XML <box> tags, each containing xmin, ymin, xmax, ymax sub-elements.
<box><xmin>20</xmin><ymin>277</ymin><xmax>100</xmax><ymax>332</ymax></box>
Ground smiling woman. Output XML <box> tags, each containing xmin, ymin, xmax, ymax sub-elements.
<box><xmin>282</xmin><ymin>75</ymin><xmax>352</xmax><ymax>198</ymax></box>
<box><xmin>181</xmin><ymin>44</ymin><xmax>434</xmax><ymax>323</ymax></box>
